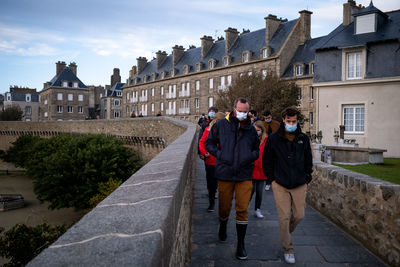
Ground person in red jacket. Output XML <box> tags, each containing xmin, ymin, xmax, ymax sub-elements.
<box><xmin>250</xmin><ymin>120</ymin><xmax>268</xmax><ymax>218</ymax></box>
<box><xmin>199</xmin><ymin>112</ymin><xmax>226</xmax><ymax>212</ymax></box>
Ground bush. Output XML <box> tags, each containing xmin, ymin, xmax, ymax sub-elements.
<box><xmin>2</xmin><ymin>135</ymin><xmax>41</xmax><ymax>167</ymax></box>
<box><xmin>0</xmin><ymin>223</ymin><xmax>66</xmax><ymax>267</ymax></box>
<box><xmin>0</xmin><ymin>105</ymin><xmax>23</xmax><ymax>121</ymax></box>
<box><xmin>89</xmin><ymin>178</ymin><xmax>122</xmax><ymax>208</ymax></box>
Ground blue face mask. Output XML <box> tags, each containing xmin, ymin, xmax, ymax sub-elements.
<box><xmin>285</xmin><ymin>123</ymin><xmax>297</xmax><ymax>132</ymax></box>
<box><xmin>265</xmin><ymin>118</ymin><xmax>272</xmax><ymax>123</ymax></box>
<box><xmin>208</xmin><ymin>111</ymin><xmax>215</xmax><ymax>118</ymax></box>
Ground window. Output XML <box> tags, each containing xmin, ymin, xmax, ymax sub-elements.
<box><xmin>196</xmin><ymin>62</ymin><xmax>202</xmax><ymax>72</ymax></box>
<box><xmin>57</xmin><ymin>105</ymin><xmax>63</xmax><ymax>113</ymax></box>
<box><xmin>186</xmin><ymin>82</ymin><xmax>190</xmax><ymax>91</ymax></box>
<box><xmin>183</xmin><ymin>65</ymin><xmax>189</xmax><ymax>74</ymax></box>
<box><xmin>25</xmin><ymin>106</ymin><xmax>32</xmax><ymax>115</ymax></box>
<box><xmin>57</xmin><ymin>93</ymin><xmax>63</xmax><ymax>100</ymax></box>
<box><xmin>243</xmin><ymin>52</ymin><xmax>249</xmax><ymax>63</ymax></box>
<box><xmin>151</xmin><ymin>103</ymin><xmax>154</xmax><ymax>112</ymax></box>
<box><xmin>262</xmin><ymin>48</ymin><xmax>268</xmax><ymax>58</ymax></box>
<box><xmin>78</xmin><ymin>106</ymin><xmax>83</xmax><ymax>113</ymax></box>
<box><xmin>346</xmin><ymin>52</ymin><xmax>362</xmax><ymax>79</ymax></box>
<box><xmin>127</xmin><ymin>93</ymin><xmax>130</xmax><ymax>100</ymax></box>
<box><xmin>262</xmin><ymin>69</ymin><xmax>267</xmax><ymax>79</ymax></box>
<box><xmin>151</xmin><ymin>88</ymin><xmax>155</xmax><ymax>97</ymax></box>
<box><xmin>195</xmin><ymin>98</ymin><xmax>200</xmax><ymax>109</ymax></box>
<box><xmin>25</xmin><ymin>94</ymin><xmax>31</xmax><ymax>102</ymax></box>
<box><xmin>114</xmin><ymin>110</ymin><xmax>120</xmax><ymax>118</ymax></box>
<box><xmin>44</xmin><ymin>112</ymin><xmax>48</xmax><ymax>118</ymax></box>
<box><xmin>126</xmin><ymin>106</ymin><xmax>130</xmax><ymax>114</ymax></box>
<box><xmin>6</xmin><ymin>93</ymin><xmax>11</xmax><ymax>101</ymax></box>
<box><xmin>114</xmin><ymin>99</ymin><xmax>120</xmax><ymax>106</ymax></box>
<box><xmin>67</xmin><ymin>106</ymin><xmax>73</xmax><ymax>113</ymax></box>
<box><xmin>78</xmin><ymin>94</ymin><xmax>83</xmax><ymax>101</ymax></box>
<box><xmin>100</xmin><ymin>93</ymin><xmax>103</xmax><ymax>98</ymax></box>
<box><xmin>309</xmin><ymin>112</ymin><xmax>313</xmax><ymax>126</ymax></box>
<box><xmin>161</xmin><ymin>71</ymin><xmax>165</xmax><ymax>79</ymax></box>
<box><xmin>227</xmin><ymin>75</ymin><xmax>232</xmax><ymax>86</ymax></box>
<box><xmin>196</xmin><ymin>80</ymin><xmax>200</xmax><ymax>90</ymax></box>
<box><xmin>208</xmin><ymin>97</ymin><xmax>214</xmax><ymax>108</ymax></box>
<box><xmin>310</xmin><ymin>87</ymin><xmax>314</xmax><ymax>100</ymax></box>
<box><xmin>160</xmin><ymin>102</ymin><xmax>164</xmax><ymax>111</ymax></box>
<box><xmin>73</xmin><ymin>82</ymin><xmax>78</xmax><ymax>88</ymax></box>
<box><xmin>223</xmin><ymin>56</ymin><xmax>229</xmax><ymax>67</ymax></box>
<box><xmin>208</xmin><ymin>59</ymin><xmax>215</xmax><ymax>69</ymax></box>
<box><xmin>295</xmin><ymin>65</ymin><xmax>303</xmax><ymax>76</ymax></box>
<box><xmin>343</xmin><ymin>105</ymin><xmax>365</xmax><ymax>133</ymax></box>
<box><xmin>44</xmin><ymin>99</ymin><xmax>48</xmax><ymax>105</ymax></box>
<box><xmin>161</xmin><ymin>86</ymin><xmax>164</xmax><ymax>95</ymax></box>
<box><xmin>68</xmin><ymin>94</ymin><xmax>73</xmax><ymax>101</ymax></box>
<box><xmin>248</xmin><ymin>71</ymin><xmax>252</xmax><ymax>76</ymax></box>
<box><xmin>297</xmin><ymin>87</ymin><xmax>302</xmax><ymax>100</ymax></box>
<box><xmin>117</xmin><ymin>91</ymin><xmax>122</xmax><ymax>97</ymax></box>
<box><xmin>171</xmin><ymin>69</ymin><xmax>175</xmax><ymax>77</ymax></box>
<box><xmin>62</xmin><ymin>81</ymin><xmax>68</xmax><ymax>87</ymax></box>
<box><xmin>209</xmin><ymin>78</ymin><xmax>214</xmax><ymax>89</ymax></box>
<box><xmin>356</xmin><ymin>14</ymin><xmax>375</xmax><ymax>34</ymax></box>
<box><xmin>310</xmin><ymin>62</ymin><xmax>315</xmax><ymax>75</ymax></box>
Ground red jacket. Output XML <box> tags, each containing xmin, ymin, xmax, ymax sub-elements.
<box><xmin>252</xmin><ymin>137</ymin><xmax>267</xmax><ymax>180</ymax></box>
<box><xmin>199</xmin><ymin>126</ymin><xmax>216</xmax><ymax>165</ymax></box>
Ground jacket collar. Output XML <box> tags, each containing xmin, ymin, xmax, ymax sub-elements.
<box><xmin>226</xmin><ymin>111</ymin><xmax>252</xmax><ymax>129</ymax></box>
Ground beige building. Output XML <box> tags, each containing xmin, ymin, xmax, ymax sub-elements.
<box><xmin>4</xmin><ymin>86</ymin><xmax>40</xmax><ymax>121</ymax></box>
<box><xmin>40</xmin><ymin>61</ymin><xmax>90</xmax><ymax>121</ymax></box>
<box><xmin>122</xmin><ymin>10</ymin><xmax>314</xmax><ymax>125</ymax></box>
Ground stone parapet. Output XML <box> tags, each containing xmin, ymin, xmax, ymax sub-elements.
<box><xmin>307</xmin><ymin>163</ymin><xmax>400</xmax><ymax>266</ymax></box>
<box><xmin>27</xmin><ymin>118</ymin><xmax>197</xmax><ymax>266</ymax></box>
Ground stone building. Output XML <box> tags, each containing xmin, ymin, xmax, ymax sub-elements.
<box><xmin>4</xmin><ymin>86</ymin><xmax>40</xmax><ymax>121</ymax></box>
<box><xmin>313</xmin><ymin>1</ymin><xmax>400</xmax><ymax>157</ymax></box>
<box><xmin>122</xmin><ymin>10</ymin><xmax>313</xmax><ymax>124</ymax></box>
<box><xmin>40</xmin><ymin>61</ymin><xmax>90</xmax><ymax>121</ymax></box>
<box><xmin>100</xmin><ymin>68</ymin><xmax>124</xmax><ymax>119</ymax></box>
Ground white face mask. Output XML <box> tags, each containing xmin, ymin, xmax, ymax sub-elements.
<box><xmin>235</xmin><ymin>109</ymin><xmax>248</xmax><ymax>121</ymax></box>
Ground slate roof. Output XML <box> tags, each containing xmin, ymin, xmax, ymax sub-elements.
<box><xmin>48</xmin><ymin>67</ymin><xmax>87</xmax><ymax>89</ymax></box>
<box><xmin>107</xmin><ymin>82</ymin><xmax>125</xmax><ymax>97</ymax></box>
<box><xmin>282</xmin><ymin>36</ymin><xmax>324</xmax><ymax>78</ymax></box>
<box><xmin>314</xmin><ymin>7</ymin><xmax>400</xmax><ymax>50</ymax></box>
<box><xmin>130</xmin><ymin>18</ymin><xmax>299</xmax><ymax>85</ymax></box>
<box><xmin>6</xmin><ymin>89</ymin><xmax>40</xmax><ymax>102</ymax></box>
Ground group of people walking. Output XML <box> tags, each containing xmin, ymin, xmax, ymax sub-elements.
<box><xmin>197</xmin><ymin>98</ymin><xmax>313</xmax><ymax>264</ymax></box>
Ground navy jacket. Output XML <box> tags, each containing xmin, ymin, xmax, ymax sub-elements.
<box><xmin>206</xmin><ymin>113</ymin><xmax>260</xmax><ymax>181</ymax></box>
<box><xmin>262</xmin><ymin>122</ymin><xmax>313</xmax><ymax>189</ymax></box>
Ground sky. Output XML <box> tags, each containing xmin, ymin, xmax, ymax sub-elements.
<box><xmin>0</xmin><ymin>0</ymin><xmax>399</xmax><ymax>96</ymax></box>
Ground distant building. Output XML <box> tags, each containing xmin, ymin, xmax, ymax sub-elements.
<box><xmin>313</xmin><ymin>1</ymin><xmax>400</xmax><ymax>157</ymax></box>
<box><xmin>40</xmin><ymin>61</ymin><xmax>89</xmax><ymax>121</ymax></box>
<box><xmin>4</xmin><ymin>86</ymin><xmax>40</xmax><ymax>121</ymax></box>
<box><xmin>101</xmin><ymin>68</ymin><xmax>124</xmax><ymax>119</ymax></box>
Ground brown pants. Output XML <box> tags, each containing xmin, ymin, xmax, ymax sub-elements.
<box><xmin>272</xmin><ymin>181</ymin><xmax>307</xmax><ymax>253</ymax></box>
<box><xmin>218</xmin><ymin>180</ymin><xmax>253</xmax><ymax>223</ymax></box>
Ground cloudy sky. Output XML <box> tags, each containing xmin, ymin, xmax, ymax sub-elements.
<box><xmin>0</xmin><ymin>0</ymin><xmax>398</xmax><ymax>95</ymax></box>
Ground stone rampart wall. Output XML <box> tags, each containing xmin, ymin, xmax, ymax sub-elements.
<box><xmin>27</xmin><ymin>118</ymin><xmax>197</xmax><ymax>266</ymax></box>
<box><xmin>307</xmin><ymin>163</ymin><xmax>400</xmax><ymax>266</ymax></box>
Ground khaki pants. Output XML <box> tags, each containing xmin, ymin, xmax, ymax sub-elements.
<box><xmin>218</xmin><ymin>180</ymin><xmax>252</xmax><ymax>223</ymax></box>
<box><xmin>272</xmin><ymin>181</ymin><xmax>307</xmax><ymax>253</ymax></box>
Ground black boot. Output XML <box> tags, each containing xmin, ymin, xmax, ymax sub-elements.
<box><xmin>207</xmin><ymin>190</ymin><xmax>215</xmax><ymax>212</ymax></box>
<box><xmin>218</xmin><ymin>219</ymin><xmax>228</xmax><ymax>242</ymax></box>
<box><xmin>236</xmin><ymin>223</ymin><xmax>248</xmax><ymax>260</ymax></box>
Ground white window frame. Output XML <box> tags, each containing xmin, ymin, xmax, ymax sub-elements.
<box><xmin>196</xmin><ymin>62</ymin><xmax>202</xmax><ymax>72</ymax></box>
<box><xmin>68</xmin><ymin>93</ymin><xmax>73</xmax><ymax>101</ymax></box>
<box><xmin>57</xmin><ymin>105</ymin><xmax>63</xmax><ymax>113</ymax></box>
<box><xmin>208</xmin><ymin>97</ymin><xmax>214</xmax><ymax>108</ymax></box>
<box><xmin>243</xmin><ymin>52</ymin><xmax>250</xmax><ymax>63</ymax></box>
<box><xmin>151</xmin><ymin>88</ymin><xmax>155</xmax><ymax>97</ymax></box>
<box><xmin>114</xmin><ymin>110</ymin><xmax>120</xmax><ymax>118</ymax></box>
<box><xmin>114</xmin><ymin>99</ymin><xmax>120</xmax><ymax>106</ymax></box>
<box><xmin>78</xmin><ymin>106</ymin><xmax>83</xmax><ymax>114</ymax></box>
<box><xmin>44</xmin><ymin>111</ymin><xmax>48</xmax><ymax>118</ymax></box>
<box><xmin>295</xmin><ymin>65</ymin><xmax>303</xmax><ymax>76</ymax></box>
<box><xmin>346</xmin><ymin>52</ymin><xmax>362</xmax><ymax>80</ymax></box>
<box><xmin>209</xmin><ymin>78</ymin><xmax>214</xmax><ymax>89</ymax></box>
<box><xmin>343</xmin><ymin>104</ymin><xmax>365</xmax><ymax>134</ymax></box>
<box><xmin>6</xmin><ymin>93</ymin><xmax>11</xmax><ymax>101</ymax></box>
<box><xmin>310</xmin><ymin>62</ymin><xmax>315</xmax><ymax>75</ymax></box>
<box><xmin>78</xmin><ymin>94</ymin><xmax>83</xmax><ymax>101</ymax></box>
<box><xmin>310</xmin><ymin>87</ymin><xmax>314</xmax><ymax>100</ymax></box>
<box><xmin>151</xmin><ymin>103</ymin><xmax>154</xmax><ymax>112</ymax></box>
<box><xmin>25</xmin><ymin>106</ymin><xmax>32</xmax><ymax>115</ymax></box>
<box><xmin>57</xmin><ymin>93</ymin><xmax>63</xmax><ymax>100</ymax></box>
<box><xmin>117</xmin><ymin>91</ymin><xmax>122</xmax><ymax>97</ymax></box>
<box><xmin>44</xmin><ymin>99</ymin><xmax>48</xmax><ymax>105</ymax></box>
<box><xmin>223</xmin><ymin>56</ymin><xmax>229</xmax><ymax>67</ymax></box>
<box><xmin>62</xmin><ymin>81</ymin><xmax>68</xmax><ymax>87</ymax></box>
<box><xmin>195</xmin><ymin>98</ymin><xmax>200</xmax><ymax>109</ymax></box>
<box><xmin>25</xmin><ymin>94</ymin><xmax>31</xmax><ymax>102</ymax></box>
<box><xmin>73</xmin><ymin>82</ymin><xmax>78</xmax><ymax>88</ymax></box>
<box><xmin>161</xmin><ymin>86</ymin><xmax>164</xmax><ymax>96</ymax></box>
<box><xmin>297</xmin><ymin>87</ymin><xmax>302</xmax><ymax>100</ymax></box>
<box><xmin>67</xmin><ymin>106</ymin><xmax>73</xmax><ymax>113</ymax></box>
<box><xmin>195</xmin><ymin>80</ymin><xmax>200</xmax><ymax>90</ymax></box>
<box><xmin>160</xmin><ymin>102</ymin><xmax>164</xmax><ymax>111</ymax></box>
<box><xmin>208</xmin><ymin>59</ymin><xmax>215</xmax><ymax>70</ymax></box>
<box><xmin>262</xmin><ymin>48</ymin><xmax>268</xmax><ymax>58</ymax></box>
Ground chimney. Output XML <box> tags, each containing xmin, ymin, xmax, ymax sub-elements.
<box><xmin>343</xmin><ymin>0</ymin><xmax>360</xmax><ymax>26</ymax></box>
<box><xmin>129</xmin><ymin>66</ymin><xmax>137</xmax><ymax>79</ymax></box>
<box><xmin>136</xmin><ymin>57</ymin><xmax>148</xmax><ymax>74</ymax></box>
<box><xmin>156</xmin><ymin>50</ymin><xmax>168</xmax><ymax>69</ymax></box>
<box><xmin>224</xmin><ymin>27</ymin><xmax>239</xmax><ymax>53</ymax></box>
<box><xmin>201</xmin><ymin>36</ymin><xmax>214</xmax><ymax>58</ymax></box>
<box><xmin>299</xmin><ymin>10</ymin><xmax>312</xmax><ymax>43</ymax></box>
<box><xmin>265</xmin><ymin>15</ymin><xmax>281</xmax><ymax>43</ymax></box>
<box><xmin>111</xmin><ymin>68</ymin><xmax>121</xmax><ymax>87</ymax></box>
<box><xmin>56</xmin><ymin>61</ymin><xmax>66</xmax><ymax>76</ymax></box>
<box><xmin>172</xmin><ymin>45</ymin><xmax>185</xmax><ymax>66</ymax></box>
<box><xmin>69</xmin><ymin>62</ymin><xmax>77</xmax><ymax>76</ymax></box>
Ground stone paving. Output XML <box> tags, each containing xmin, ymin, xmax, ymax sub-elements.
<box><xmin>188</xmin><ymin>157</ymin><xmax>387</xmax><ymax>266</ymax></box>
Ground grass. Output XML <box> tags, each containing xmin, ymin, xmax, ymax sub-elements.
<box><xmin>334</xmin><ymin>158</ymin><xmax>400</xmax><ymax>185</ymax></box>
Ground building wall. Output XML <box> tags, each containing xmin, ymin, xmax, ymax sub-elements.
<box><xmin>4</xmin><ymin>100</ymin><xmax>40</xmax><ymax>122</ymax></box>
<box><xmin>316</xmin><ymin>78</ymin><xmax>400</xmax><ymax>157</ymax></box>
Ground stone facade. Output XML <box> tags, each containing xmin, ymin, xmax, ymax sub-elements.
<box><xmin>4</xmin><ymin>86</ymin><xmax>40</xmax><ymax>122</ymax></box>
<box><xmin>308</xmin><ymin>163</ymin><xmax>400</xmax><ymax>266</ymax></box>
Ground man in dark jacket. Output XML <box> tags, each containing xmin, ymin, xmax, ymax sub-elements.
<box><xmin>206</xmin><ymin>97</ymin><xmax>259</xmax><ymax>260</ymax></box>
<box><xmin>262</xmin><ymin>106</ymin><xmax>313</xmax><ymax>264</ymax></box>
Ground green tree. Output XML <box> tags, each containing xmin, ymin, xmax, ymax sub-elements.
<box><xmin>0</xmin><ymin>223</ymin><xmax>66</xmax><ymax>267</ymax></box>
<box><xmin>216</xmin><ymin>71</ymin><xmax>301</xmax><ymax>122</ymax></box>
<box><xmin>0</xmin><ymin>105</ymin><xmax>23</xmax><ymax>121</ymax></box>
<box><xmin>2</xmin><ymin>135</ymin><xmax>41</xmax><ymax>167</ymax></box>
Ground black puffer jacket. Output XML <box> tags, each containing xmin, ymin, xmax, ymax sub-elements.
<box><xmin>206</xmin><ymin>113</ymin><xmax>260</xmax><ymax>181</ymax></box>
<box><xmin>262</xmin><ymin>122</ymin><xmax>313</xmax><ymax>189</ymax></box>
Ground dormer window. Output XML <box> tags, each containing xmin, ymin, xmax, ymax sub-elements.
<box><xmin>310</xmin><ymin>62</ymin><xmax>315</xmax><ymax>75</ymax></box>
<box><xmin>223</xmin><ymin>56</ymin><xmax>230</xmax><ymax>67</ymax></box>
<box><xmin>73</xmin><ymin>82</ymin><xmax>78</xmax><ymax>88</ymax></box>
<box><xmin>295</xmin><ymin>64</ymin><xmax>303</xmax><ymax>76</ymax></box>
<box><xmin>196</xmin><ymin>62</ymin><xmax>202</xmax><ymax>72</ymax></box>
<box><xmin>151</xmin><ymin>73</ymin><xmax>156</xmax><ymax>81</ymax></box>
<box><xmin>208</xmin><ymin>59</ymin><xmax>216</xmax><ymax>69</ymax></box>
<box><xmin>170</xmin><ymin>68</ymin><xmax>176</xmax><ymax>77</ymax></box>
<box><xmin>25</xmin><ymin>94</ymin><xmax>31</xmax><ymax>102</ymax></box>
<box><xmin>143</xmin><ymin>75</ymin><xmax>148</xmax><ymax>83</ymax></box>
<box><xmin>242</xmin><ymin>51</ymin><xmax>251</xmax><ymax>63</ymax></box>
<box><xmin>62</xmin><ymin>81</ymin><xmax>68</xmax><ymax>87</ymax></box>
<box><xmin>183</xmin><ymin>65</ymin><xmax>189</xmax><ymax>74</ymax></box>
<box><xmin>6</xmin><ymin>93</ymin><xmax>11</xmax><ymax>101</ymax></box>
<box><xmin>356</xmin><ymin>13</ymin><xmax>375</xmax><ymax>34</ymax></box>
<box><xmin>117</xmin><ymin>91</ymin><xmax>122</xmax><ymax>97</ymax></box>
<box><xmin>261</xmin><ymin>48</ymin><xmax>268</xmax><ymax>59</ymax></box>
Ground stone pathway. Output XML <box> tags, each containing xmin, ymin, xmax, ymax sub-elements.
<box><xmin>188</xmin><ymin>157</ymin><xmax>387</xmax><ymax>266</ymax></box>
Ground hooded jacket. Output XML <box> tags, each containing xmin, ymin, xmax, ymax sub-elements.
<box><xmin>206</xmin><ymin>112</ymin><xmax>260</xmax><ymax>181</ymax></box>
<box><xmin>262</xmin><ymin>122</ymin><xmax>313</xmax><ymax>189</ymax></box>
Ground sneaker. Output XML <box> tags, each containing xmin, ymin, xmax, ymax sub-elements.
<box><xmin>265</xmin><ymin>184</ymin><xmax>271</xmax><ymax>191</ymax></box>
<box><xmin>284</xmin><ymin>253</ymin><xmax>295</xmax><ymax>264</ymax></box>
<box><xmin>254</xmin><ymin>209</ymin><xmax>264</xmax><ymax>218</ymax></box>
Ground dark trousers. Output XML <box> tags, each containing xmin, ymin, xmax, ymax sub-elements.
<box><xmin>205</xmin><ymin>164</ymin><xmax>217</xmax><ymax>196</ymax></box>
<box><xmin>251</xmin><ymin>180</ymin><xmax>265</xmax><ymax>210</ymax></box>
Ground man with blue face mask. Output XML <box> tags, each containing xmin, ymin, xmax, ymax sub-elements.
<box><xmin>262</xmin><ymin>106</ymin><xmax>313</xmax><ymax>264</ymax></box>
<box><xmin>206</xmin><ymin>97</ymin><xmax>260</xmax><ymax>260</ymax></box>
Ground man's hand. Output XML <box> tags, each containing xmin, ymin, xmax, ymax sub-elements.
<box><xmin>199</xmin><ymin>154</ymin><xmax>205</xmax><ymax>160</ymax></box>
<box><xmin>205</xmin><ymin>153</ymin><xmax>210</xmax><ymax>158</ymax></box>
